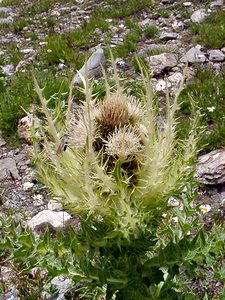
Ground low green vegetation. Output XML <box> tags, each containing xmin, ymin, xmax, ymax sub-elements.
<box><xmin>0</xmin><ymin>71</ymin><xmax>69</xmax><ymax>145</ymax></box>
<box><xmin>99</xmin><ymin>0</ymin><xmax>153</xmax><ymax>18</ymax></box>
<box><xmin>178</xmin><ymin>67</ymin><xmax>225</xmax><ymax>153</ymax></box>
<box><xmin>191</xmin><ymin>11</ymin><xmax>225</xmax><ymax>48</ymax></box>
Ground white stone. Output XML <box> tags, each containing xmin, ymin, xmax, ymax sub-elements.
<box><xmin>208</xmin><ymin>49</ymin><xmax>225</xmax><ymax>62</ymax></box>
<box><xmin>183</xmin><ymin>2</ymin><xmax>192</xmax><ymax>7</ymax></box>
<box><xmin>159</xmin><ymin>32</ymin><xmax>178</xmax><ymax>41</ymax></box>
<box><xmin>0</xmin><ymin>16</ymin><xmax>13</xmax><ymax>25</ymax></box>
<box><xmin>172</xmin><ymin>20</ymin><xmax>185</xmax><ymax>31</ymax></box>
<box><xmin>0</xmin><ymin>133</ymin><xmax>6</xmax><ymax>147</ymax></box>
<box><xmin>168</xmin><ymin>72</ymin><xmax>184</xmax><ymax>85</ymax></box>
<box><xmin>139</xmin><ymin>18</ymin><xmax>155</xmax><ymax>28</ymax></box>
<box><xmin>210</xmin><ymin>0</ymin><xmax>223</xmax><ymax>8</ymax></box>
<box><xmin>155</xmin><ymin>79</ymin><xmax>167</xmax><ymax>92</ymax></box>
<box><xmin>1</xmin><ymin>64</ymin><xmax>14</xmax><ymax>75</ymax></box>
<box><xmin>191</xmin><ymin>9</ymin><xmax>206</xmax><ymax>23</ymax></box>
<box><xmin>20</xmin><ymin>48</ymin><xmax>35</xmax><ymax>54</ymax></box>
<box><xmin>180</xmin><ymin>45</ymin><xmax>207</xmax><ymax>63</ymax></box>
<box><xmin>27</xmin><ymin>210</ymin><xmax>72</xmax><ymax>231</ymax></box>
<box><xmin>48</xmin><ymin>199</ymin><xmax>63</xmax><ymax>211</ymax></box>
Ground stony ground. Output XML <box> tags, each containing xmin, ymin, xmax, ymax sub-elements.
<box><xmin>0</xmin><ymin>0</ymin><xmax>225</xmax><ymax>299</ymax></box>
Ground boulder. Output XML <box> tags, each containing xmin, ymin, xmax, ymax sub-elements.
<box><xmin>73</xmin><ymin>47</ymin><xmax>105</xmax><ymax>85</ymax></box>
<box><xmin>148</xmin><ymin>53</ymin><xmax>178</xmax><ymax>75</ymax></box>
<box><xmin>191</xmin><ymin>9</ymin><xmax>206</xmax><ymax>23</ymax></box>
<box><xmin>180</xmin><ymin>45</ymin><xmax>207</xmax><ymax>63</ymax></box>
<box><xmin>27</xmin><ymin>210</ymin><xmax>72</xmax><ymax>232</ymax></box>
<box><xmin>0</xmin><ymin>158</ymin><xmax>19</xmax><ymax>181</ymax></box>
<box><xmin>196</xmin><ymin>149</ymin><xmax>225</xmax><ymax>185</ymax></box>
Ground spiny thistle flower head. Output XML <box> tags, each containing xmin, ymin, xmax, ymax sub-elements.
<box><xmin>68</xmin><ymin>100</ymin><xmax>99</xmax><ymax>148</ymax></box>
<box><xmin>96</xmin><ymin>91</ymin><xmax>143</xmax><ymax>129</ymax></box>
<box><xmin>105</xmin><ymin>126</ymin><xmax>142</xmax><ymax>160</ymax></box>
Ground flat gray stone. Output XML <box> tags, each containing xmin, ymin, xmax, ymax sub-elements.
<box><xmin>180</xmin><ymin>45</ymin><xmax>207</xmax><ymax>63</ymax></box>
<box><xmin>148</xmin><ymin>53</ymin><xmax>178</xmax><ymax>75</ymax></box>
<box><xmin>0</xmin><ymin>16</ymin><xmax>13</xmax><ymax>24</ymax></box>
<box><xmin>0</xmin><ymin>7</ymin><xmax>12</xmax><ymax>13</ymax></box>
<box><xmin>27</xmin><ymin>210</ymin><xmax>72</xmax><ymax>232</ymax></box>
<box><xmin>191</xmin><ymin>9</ymin><xmax>206</xmax><ymax>23</ymax></box>
<box><xmin>196</xmin><ymin>149</ymin><xmax>225</xmax><ymax>185</ymax></box>
<box><xmin>208</xmin><ymin>49</ymin><xmax>225</xmax><ymax>62</ymax></box>
<box><xmin>0</xmin><ymin>158</ymin><xmax>19</xmax><ymax>181</ymax></box>
<box><xmin>159</xmin><ymin>32</ymin><xmax>178</xmax><ymax>41</ymax></box>
<box><xmin>73</xmin><ymin>47</ymin><xmax>105</xmax><ymax>85</ymax></box>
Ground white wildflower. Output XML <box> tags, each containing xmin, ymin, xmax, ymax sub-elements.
<box><xmin>23</xmin><ymin>182</ymin><xmax>34</xmax><ymax>191</ymax></box>
<box><xmin>199</xmin><ymin>204</ymin><xmax>211</xmax><ymax>214</ymax></box>
<box><xmin>207</xmin><ymin>106</ymin><xmax>215</xmax><ymax>112</ymax></box>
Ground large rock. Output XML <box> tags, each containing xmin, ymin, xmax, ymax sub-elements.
<box><xmin>73</xmin><ymin>47</ymin><xmax>105</xmax><ymax>85</ymax></box>
<box><xmin>148</xmin><ymin>53</ymin><xmax>178</xmax><ymax>75</ymax></box>
<box><xmin>208</xmin><ymin>49</ymin><xmax>225</xmax><ymax>62</ymax></box>
<box><xmin>180</xmin><ymin>45</ymin><xmax>207</xmax><ymax>63</ymax></box>
<box><xmin>0</xmin><ymin>158</ymin><xmax>19</xmax><ymax>181</ymax></box>
<box><xmin>196</xmin><ymin>149</ymin><xmax>225</xmax><ymax>185</ymax></box>
<box><xmin>27</xmin><ymin>210</ymin><xmax>72</xmax><ymax>232</ymax></box>
<box><xmin>191</xmin><ymin>9</ymin><xmax>206</xmax><ymax>23</ymax></box>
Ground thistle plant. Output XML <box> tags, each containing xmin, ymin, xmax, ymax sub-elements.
<box><xmin>4</xmin><ymin>59</ymin><xmax>223</xmax><ymax>299</ymax></box>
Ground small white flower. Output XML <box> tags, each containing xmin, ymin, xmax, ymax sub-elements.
<box><xmin>172</xmin><ymin>217</ymin><xmax>178</xmax><ymax>223</ymax></box>
<box><xmin>23</xmin><ymin>182</ymin><xmax>34</xmax><ymax>191</ymax></box>
<box><xmin>199</xmin><ymin>204</ymin><xmax>211</xmax><ymax>214</ymax></box>
<box><xmin>207</xmin><ymin>106</ymin><xmax>215</xmax><ymax>112</ymax></box>
<box><xmin>33</xmin><ymin>194</ymin><xmax>43</xmax><ymax>201</ymax></box>
<box><xmin>168</xmin><ymin>197</ymin><xmax>180</xmax><ymax>207</ymax></box>
<box><xmin>47</xmin><ymin>49</ymin><xmax>52</xmax><ymax>53</ymax></box>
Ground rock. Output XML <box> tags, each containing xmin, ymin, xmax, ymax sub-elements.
<box><xmin>159</xmin><ymin>32</ymin><xmax>178</xmax><ymax>41</ymax></box>
<box><xmin>2</xmin><ymin>288</ymin><xmax>20</xmax><ymax>300</ymax></box>
<box><xmin>183</xmin><ymin>2</ymin><xmax>192</xmax><ymax>6</ymax></box>
<box><xmin>0</xmin><ymin>158</ymin><xmax>19</xmax><ymax>181</ymax></box>
<box><xmin>196</xmin><ymin>149</ymin><xmax>225</xmax><ymax>185</ymax></box>
<box><xmin>168</xmin><ymin>72</ymin><xmax>184</xmax><ymax>86</ymax></box>
<box><xmin>0</xmin><ymin>133</ymin><xmax>6</xmax><ymax>147</ymax></box>
<box><xmin>1</xmin><ymin>64</ymin><xmax>14</xmax><ymax>75</ymax></box>
<box><xmin>172</xmin><ymin>20</ymin><xmax>185</xmax><ymax>31</ymax></box>
<box><xmin>180</xmin><ymin>45</ymin><xmax>207</xmax><ymax>63</ymax></box>
<box><xmin>43</xmin><ymin>276</ymin><xmax>74</xmax><ymax>300</ymax></box>
<box><xmin>139</xmin><ymin>18</ymin><xmax>155</xmax><ymax>28</ymax></box>
<box><xmin>208</xmin><ymin>49</ymin><xmax>225</xmax><ymax>62</ymax></box>
<box><xmin>48</xmin><ymin>199</ymin><xmax>63</xmax><ymax>211</ymax></box>
<box><xmin>147</xmin><ymin>43</ymin><xmax>180</xmax><ymax>53</ymax></box>
<box><xmin>0</xmin><ymin>7</ymin><xmax>12</xmax><ymax>13</ymax></box>
<box><xmin>148</xmin><ymin>53</ymin><xmax>178</xmax><ymax>75</ymax></box>
<box><xmin>210</xmin><ymin>0</ymin><xmax>224</xmax><ymax>8</ymax></box>
<box><xmin>191</xmin><ymin>9</ymin><xmax>206</xmax><ymax>23</ymax></box>
<box><xmin>162</xmin><ymin>0</ymin><xmax>176</xmax><ymax>3</ymax></box>
<box><xmin>73</xmin><ymin>47</ymin><xmax>105</xmax><ymax>85</ymax></box>
<box><xmin>18</xmin><ymin>114</ymin><xmax>40</xmax><ymax>144</ymax></box>
<box><xmin>0</xmin><ymin>16</ymin><xmax>13</xmax><ymax>25</ymax></box>
<box><xmin>27</xmin><ymin>210</ymin><xmax>72</xmax><ymax>232</ymax></box>
<box><xmin>155</xmin><ymin>79</ymin><xmax>171</xmax><ymax>94</ymax></box>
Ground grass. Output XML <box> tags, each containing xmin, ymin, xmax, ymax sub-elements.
<box><xmin>12</xmin><ymin>19</ymin><xmax>30</xmax><ymax>34</ymax></box>
<box><xmin>178</xmin><ymin>67</ymin><xmax>225</xmax><ymax>153</ymax></box>
<box><xmin>0</xmin><ymin>0</ymin><xmax>21</xmax><ymax>6</ymax></box>
<box><xmin>98</xmin><ymin>0</ymin><xmax>153</xmax><ymax>18</ymax></box>
<box><xmin>144</xmin><ymin>25</ymin><xmax>158</xmax><ymax>38</ymax></box>
<box><xmin>191</xmin><ymin>11</ymin><xmax>225</xmax><ymax>49</ymax></box>
<box><xmin>0</xmin><ymin>70</ymin><xmax>69</xmax><ymax>145</ymax></box>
